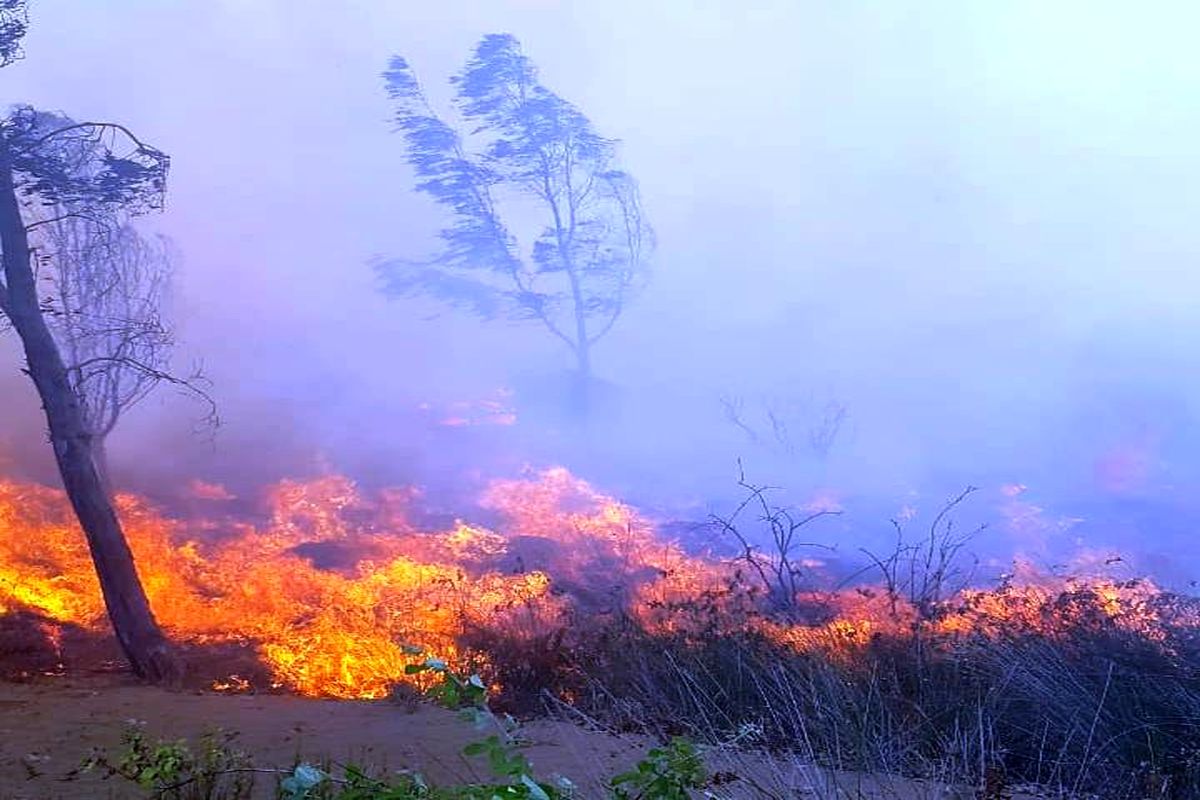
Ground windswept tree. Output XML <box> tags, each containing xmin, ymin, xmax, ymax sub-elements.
<box><xmin>0</xmin><ymin>0</ymin><xmax>26</xmax><ymax>68</ymax></box>
<box><xmin>378</xmin><ymin>34</ymin><xmax>653</xmax><ymax>404</ymax></box>
<box><xmin>36</xmin><ymin>215</ymin><xmax>211</xmax><ymax>492</ymax></box>
<box><xmin>0</xmin><ymin>9</ymin><xmax>179</xmax><ymax>681</ymax></box>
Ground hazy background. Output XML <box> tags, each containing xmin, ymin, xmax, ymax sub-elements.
<box><xmin>3</xmin><ymin>1</ymin><xmax>1200</xmax><ymax>583</ymax></box>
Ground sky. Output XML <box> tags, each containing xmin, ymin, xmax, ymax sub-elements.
<box><xmin>3</xmin><ymin>1</ymin><xmax>1200</xmax><ymax>580</ymax></box>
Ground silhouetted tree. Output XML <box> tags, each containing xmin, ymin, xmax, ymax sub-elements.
<box><xmin>0</xmin><ymin>9</ymin><xmax>179</xmax><ymax>682</ymax></box>
<box><xmin>36</xmin><ymin>214</ymin><xmax>213</xmax><ymax>492</ymax></box>
<box><xmin>0</xmin><ymin>0</ymin><xmax>26</xmax><ymax>68</ymax></box>
<box><xmin>378</xmin><ymin>34</ymin><xmax>653</xmax><ymax>407</ymax></box>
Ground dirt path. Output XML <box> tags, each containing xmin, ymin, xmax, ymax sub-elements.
<box><xmin>0</xmin><ymin>676</ymin><xmax>634</xmax><ymax>799</ymax></box>
<box><xmin>0</xmin><ymin>676</ymin><xmax>1022</xmax><ymax>799</ymax></box>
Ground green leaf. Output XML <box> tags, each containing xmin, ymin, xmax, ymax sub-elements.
<box><xmin>520</xmin><ymin>774</ymin><xmax>552</xmax><ymax>800</ymax></box>
<box><xmin>280</xmin><ymin>762</ymin><xmax>328</xmax><ymax>798</ymax></box>
<box><xmin>463</xmin><ymin>740</ymin><xmax>490</xmax><ymax>757</ymax></box>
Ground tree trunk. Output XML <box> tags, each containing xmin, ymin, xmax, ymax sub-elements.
<box><xmin>563</xmin><ymin>262</ymin><xmax>592</xmax><ymax>420</ymax></box>
<box><xmin>575</xmin><ymin>340</ymin><xmax>591</xmax><ymax>382</ymax></box>
<box><xmin>570</xmin><ymin>342</ymin><xmax>593</xmax><ymax>419</ymax></box>
<box><xmin>92</xmin><ymin>435</ymin><xmax>113</xmax><ymax>499</ymax></box>
<box><xmin>0</xmin><ymin>140</ymin><xmax>179</xmax><ymax>684</ymax></box>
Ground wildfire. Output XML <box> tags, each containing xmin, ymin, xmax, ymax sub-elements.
<box><xmin>0</xmin><ymin>467</ymin><xmax>1192</xmax><ymax>700</ymax></box>
<box><xmin>419</xmin><ymin>388</ymin><xmax>518</xmax><ymax>428</ymax></box>
<box><xmin>186</xmin><ymin>479</ymin><xmax>236</xmax><ymax>501</ymax></box>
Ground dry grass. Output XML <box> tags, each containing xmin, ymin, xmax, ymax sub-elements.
<box><xmin>469</xmin><ymin>584</ymin><xmax>1200</xmax><ymax>799</ymax></box>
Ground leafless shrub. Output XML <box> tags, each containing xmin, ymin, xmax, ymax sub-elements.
<box><xmin>473</xmin><ymin>476</ymin><xmax>1200</xmax><ymax>798</ymax></box>
<box><xmin>709</xmin><ymin>463</ymin><xmax>839</xmax><ymax>617</ymax></box>
<box><xmin>720</xmin><ymin>391</ymin><xmax>849</xmax><ymax>462</ymax></box>
<box><xmin>516</xmin><ymin>596</ymin><xmax>1200</xmax><ymax>798</ymax></box>
<box><xmin>857</xmin><ymin>486</ymin><xmax>985</xmax><ymax>620</ymax></box>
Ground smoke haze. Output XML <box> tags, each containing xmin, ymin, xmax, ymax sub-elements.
<box><xmin>3</xmin><ymin>2</ymin><xmax>1200</xmax><ymax>583</ymax></box>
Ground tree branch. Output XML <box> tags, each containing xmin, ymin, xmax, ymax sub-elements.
<box><xmin>587</xmin><ymin>303</ymin><xmax>624</xmax><ymax>346</ymax></box>
<box><xmin>25</xmin><ymin>209</ymin><xmax>107</xmax><ymax>232</ymax></box>
<box><xmin>32</xmin><ymin>121</ymin><xmax>154</xmax><ymax>151</ymax></box>
<box><xmin>66</xmin><ymin>355</ymin><xmax>219</xmax><ymax>432</ymax></box>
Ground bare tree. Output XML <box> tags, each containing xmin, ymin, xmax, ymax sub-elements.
<box><xmin>35</xmin><ymin>214</ymin><xmax>212</xmax><ymax>491</ymax></box>
<box><xmin>719</xmin><ymin>394</ymin><xmax>761</xmax><ymax>446</ymax></box>
<box><xmin>720</xmin><ymin>391</ymin><xmax>850</xmax><ymax>462</ymax></box>
<box><xmin>0</xmin><ymin>96</ymin><xmax>180</xmax><ymax>682</ymax></box>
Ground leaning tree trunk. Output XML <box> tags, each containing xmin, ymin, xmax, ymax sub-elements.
<box><xmin>91</xmin><ymin>435</ymin><xmax>114</xmax><ymax>499</ymax></box>
<box><xmin>0</xmin><ymin>141</ymin><xmax>179</xmax><ymax>684</ymax></box>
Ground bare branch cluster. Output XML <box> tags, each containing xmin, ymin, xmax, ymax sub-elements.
<box><xmin>30</xmin><ymin>210</ymin><xmax>216</xmax><ymax>447</ymax></box>
<box><xmin>720</xmin><ymin>391</ymin><xmax>850</xmax><ymax>461</ymax></box>
<box><xmin>859</xmin><ymin>486</ymin><xmax>986</xmax><ymax>619</ymax></box>
<box><xmin>711</xmin><ymin>462</ymin><xmax>840</xmax><ymax>616</ymax></box>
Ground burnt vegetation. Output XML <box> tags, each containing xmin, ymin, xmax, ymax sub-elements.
<box><xmin>265</xmin><ymin>478</ymin><xmax>1200</xmax><ymax>795</ymax></box>
<box><xmin>5</xmin><ymin>467</ymin><xmax>1200</xmax><ymax>796</ymax></box>
<box><xmin>459</xmin><ymin>483</ymin><xmax>1200</xmax><ymax>798</ymax></box>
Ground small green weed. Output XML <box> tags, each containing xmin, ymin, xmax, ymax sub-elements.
<box><xmin>610</xmin><ymin>737</ymin><xmax>706</xmax><ymax>800</ymax></box>
<box><xmin>82</xmin><ymin>723</ymin><xmax>255</xmax><ymax>799</ymax></box>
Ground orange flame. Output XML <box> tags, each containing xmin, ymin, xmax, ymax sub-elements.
<box><xmin>0</xmin><ymin>469</ymin><xmax>1191</xmax><ymax>699</ymax></box>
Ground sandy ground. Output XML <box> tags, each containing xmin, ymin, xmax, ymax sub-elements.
<box><xmin>0</xmin><ymin>676</ymin><xmax>1034</xmax><ymax>799</ymax></box>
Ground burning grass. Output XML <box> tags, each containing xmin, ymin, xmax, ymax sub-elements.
<box><xmin>2</xmin><ymin>468</ymin><xmax>1200</xmax><ymax>796</ymax></box>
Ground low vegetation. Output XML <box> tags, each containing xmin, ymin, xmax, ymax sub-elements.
<box><xmin>73</xmin><ymin>574</ymin><xmax>1200</xmax><ymax>800</ymax></box>
<box><xmin>82</xmin><ymin>657</ymin><xmax>710</xmax><ymax>800</ymax></box>
<box><xmin>8</xmin><ymin>471</ymin><xmax>1200</xmax><ymax>798</ymax></box>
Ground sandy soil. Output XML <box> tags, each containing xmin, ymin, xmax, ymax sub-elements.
<box><xmin>0</xmin><ymin>676</ymin><xmax>1033</xmax><ymax>799</ymax></box>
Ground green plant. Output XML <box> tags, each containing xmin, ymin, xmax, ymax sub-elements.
<box><xmin>404</xmin><ymin>655</ymin><xmax>572</xmax><ymax>799</ymax></box>
<box><xmin>82</xmin><ymin>724</ymin><xmax>255</xmax><ymax>800</ymax></box>
<box><xmin>609</xmin><ymin>737</ymin><xmax>706</xmax><ymax>800</ymax></box>
<box><xmin>280</xmin><ymin>763</ymin><xmax>429</xmax><ymax>799</ymax></box>
<box><xmin>278</xmin><ymin>654</ymin><xmax>573</xmax><ymax>800</ymax></box>
<box><xmin>89</xmin><ymin>653</ymin><xmax>716</xmax><ymax>800</ymax></box>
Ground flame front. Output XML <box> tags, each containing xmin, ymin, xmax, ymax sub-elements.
<box><xmin>0</xmin><ymin>468</ymin><xmax>1192</xmax><ymax>699</ymax></box>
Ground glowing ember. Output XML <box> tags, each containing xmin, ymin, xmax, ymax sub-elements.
<box><xmin>187</xmin><ymin>480</ymin><xmax>236</xmax><ymax>501</ymax></box>
<box><xmin>211</xmin><ymin>674</ymin><xmax>252</xmax><ymax>693</ymax></box>
<box><xmin>421</xmin><ymin>389</ymin><xmax>518</xmax><ymax>428</ymax></box>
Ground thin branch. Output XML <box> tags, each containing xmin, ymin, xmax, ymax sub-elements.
<box><xmin>719</xmin><ymin>395</ymin><xmax>760</xmax><ymax>444</ymax></box>
<box><xmin>587</xmin><ymin>301</ymin><xmax>624</xmax><ymax>346</ymax></box>
<box><xmin>24</xmin><ymin>210</ymin><xmax>106</xmax><ymax>232</ymax></box>
<box><xmin>712</xmin><ymin>461</ymin><xmax>839</xmax><ymax>615</ymax></box>
<box><xmin>66</xmin><ymin>354</ymin><xmax>218</xmax><ymax>431</ymax></box>
<box><xmin>31</xmin><ymin>121</ymin><xmax>153</xmax><ymax>151</ymax></box>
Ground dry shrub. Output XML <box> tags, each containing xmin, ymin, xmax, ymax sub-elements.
<box><xmin>474</xmin><ymin>578</ymin><xmax>1200</xmax><ymax>799</ymax></box>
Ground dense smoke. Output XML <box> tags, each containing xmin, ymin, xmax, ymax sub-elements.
<box><xmin>2</xmin><ymin>2</ymin><xmax>1199</xmax><ymax>584</ymax></box>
